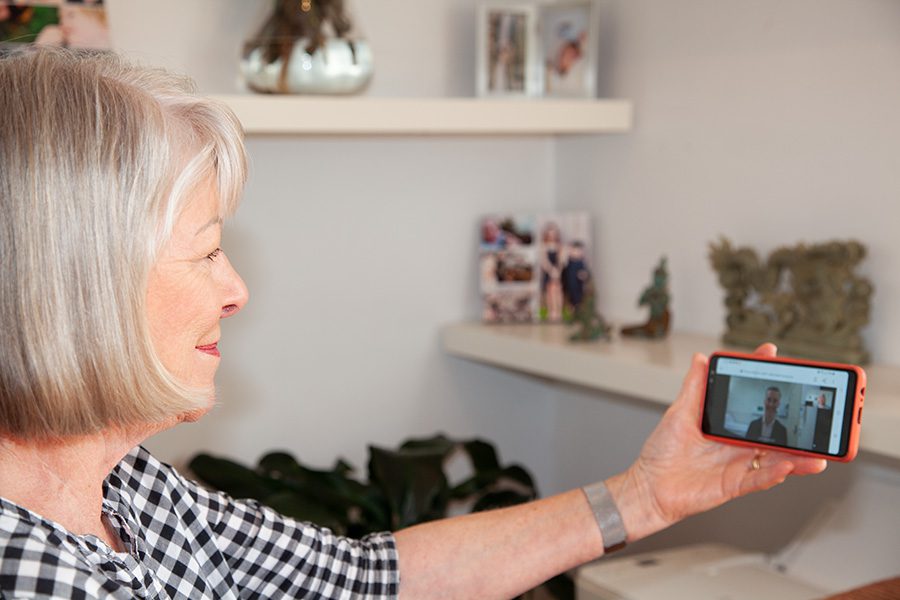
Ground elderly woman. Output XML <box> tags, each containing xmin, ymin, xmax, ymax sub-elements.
<box><xmin>0</xmin><ymin>48</ymin><xmax>826</xmax><ymax>599</ymax></box>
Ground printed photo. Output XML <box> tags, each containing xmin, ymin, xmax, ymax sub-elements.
<box><xmin>480</xmin><ymin>212</ymin><xmax>593</xmax><ymax>323</ymax></box>
<box><xmin>482</xmin><ymin>290</ymin><xmax>537</xmax><ymax>323</ymax></box>
<box><xmin>538</xmin><ymin>1</ymin><xmax>596</xmax><ymax>97</ymax></box>
<box><xmin>1</xmin><ymin>1</ymin><xmax>109</xmax><ymax>49</ymax></box>
<box><xmin>536</xmin><ymin>213</ymin><xmax>592</xmax><ymax>322</ymax></box>
<box><xmin>477</xmin><ymin>2</ymin><xmax>537</xmax><ymax>97</ymax></box>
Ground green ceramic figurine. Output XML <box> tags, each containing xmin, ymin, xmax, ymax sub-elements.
<box><xmin>569</xmin><ymin>283</ymin><xmax>612</xmax><ymax>342</ymax></box>
<box><xmin>708</xmin><ymin>237</ymin><xmax>872</xmax><ymax>364</ymax></box>
<box><xmin>621</xmin><ymin>257</ymin><xmax>671</xmax><ymax>339</ymax></box>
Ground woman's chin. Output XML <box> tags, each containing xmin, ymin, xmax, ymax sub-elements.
<box><xmin>179</xmin><ymin>395</ymin><xmax>216</xmax><ymax>423</ymax></box>
<box><xmin>179</xmin><ymin>405</ymin><xmax>212</xmax><ymax>423</ymax></box>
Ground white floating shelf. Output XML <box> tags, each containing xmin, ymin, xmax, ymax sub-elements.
<box><xmin>210</xmin><ymin>95</ymin><xmax>632</xmax><ymax>136</ymax></box>
<box><xmin>441</xmin><ymin>323</ymin><xmax>900</xmax><ymax>462</ymax></box>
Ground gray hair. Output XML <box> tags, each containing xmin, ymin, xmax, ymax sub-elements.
<box><xmin>0</xmin><ymin>47</ymin><xmax>247</xmax><ymax>438</ymax></box>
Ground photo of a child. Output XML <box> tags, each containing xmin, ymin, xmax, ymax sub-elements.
<box><xmin>539</xmin><ymin>1</ymin><xmax>596</xmax><ymax>97</ymax></box>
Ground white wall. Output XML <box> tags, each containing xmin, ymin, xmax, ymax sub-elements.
<box><xmin>550</xmin><ymin>1</ymin><xmax>900</xmax><ymax>590</ymax></box>
<box><xmin>115</xmin><ymin>0</ymin><xmax>562</xmax><ymax>484</ymax></box>
<box><xmin>555</xmin><ymin>0</ymin><xmax>900</xmax><ymax>359</ymax></box>
<box><xmin>105</xmin><ymin>0</ymin><xmax>480</xmax><ymax>97</ymax></box>
<box><xmin>107</xmin><ymin>0</ymin><xmax>900</xmax><ymax>591</ymax></box>
<box><xmin>147</xmin><ymin>136</ymin><xmax>560</xmax><ymax>480</ymax></box>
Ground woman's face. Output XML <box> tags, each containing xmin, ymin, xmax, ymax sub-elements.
<box><xmin>146</xmin><ymin>179</ymin><xmax>248</xmax><ymax>394</ymax></box>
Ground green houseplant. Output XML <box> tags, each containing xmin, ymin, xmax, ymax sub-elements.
<box><xmin>189</xmin><ymin>434</ymin><xmax>574</xmax><ymax>598</ymax></box>
<box><xmin>188</xmin><ymin>434</ymin><xmax>537</xmax><ymax>538</ymax></box>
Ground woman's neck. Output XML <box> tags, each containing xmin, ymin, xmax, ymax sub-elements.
<box><xmin>0</xmin><ymin>429</ymin><xmax>145</xmax><ymax>550</ymax></box>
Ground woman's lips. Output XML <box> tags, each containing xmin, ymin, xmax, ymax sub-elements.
<box><xmin>196</xmin><ymin>343</ymin><xmax>220</xmax><ymax>357</ymax></box>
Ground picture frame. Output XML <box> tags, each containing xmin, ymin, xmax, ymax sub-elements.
<box><xmin>537</xmin><ymin>0</ymin><xmax>599</xmax><ymax>98</ymax></box>
<box><xmin>476</xmin><ymin>1</ymin><xmax>540</xmax><ymax>97</ymax></box>
<box><xmin>476</xmin><ymin>0</ymin><xmax>599</xmax><ymax>99</ymax></box>
<box><xmin>479</xmin><ymin>212</ymin><xmax>594</xmax><ymax>323</ymax></box>
<box><xmin>0</xmin><ymin>1</ymin><xmax>110</xmax><ymax>50</ymax></box>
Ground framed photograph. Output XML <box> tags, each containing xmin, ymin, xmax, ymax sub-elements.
<box><xmin>476</xmin><ymin>1</ymin><xmax>540</xmax><ymax>97</ymax></box>
<box><xmin>1</xmin><ymin>1</ymin><xmax>110</xmax><ymax>49</ymax></box>
<box><xmin>479</xmin><ymin>212</ymin><xmax>593</xmax><ymax>323</ymax></box>
<box><xmin>535</xmin><ymin>213</ymin><xmax>592</xmax><ymax>322</ymax></box>
<box><xmin>537</xmin><ymin>0</ymin><xmax>598</xmax><ymax>97</ymax></box>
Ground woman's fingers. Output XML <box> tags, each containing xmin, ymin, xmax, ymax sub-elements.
<box><xmin>784</xmin><ymin>456</ymin><xmax>828</xmax><ymax>475</ymax></box>
<box><xmin>752</xmin><ymin>343</ymin><xmax>778</xmax><ymax>357</ymax></box>
<box><xmin>672</xmin><ymin>352</ymin><xmax>709</xmax><ymax>420</ymax></box>
<box><xmin>736</xmin><ymin>450</ymin><xmax>827</xmax><ymax>496</ymax></box>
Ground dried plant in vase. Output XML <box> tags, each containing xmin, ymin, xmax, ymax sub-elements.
<box><xmin>242</xmin><ymin>0</ymin><xmax>373</xmax><ymax>95</ymax></box>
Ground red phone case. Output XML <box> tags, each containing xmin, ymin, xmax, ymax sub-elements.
<box><xmin>701</xmin><ymin>351</ymin><xmax>866</xmax><ymax>462</ymax></box>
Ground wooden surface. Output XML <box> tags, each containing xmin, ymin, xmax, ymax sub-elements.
<box><xmin>824</xmin><ymin>577</ymin><xmax>900</xmax><ymax>599</ymax></box>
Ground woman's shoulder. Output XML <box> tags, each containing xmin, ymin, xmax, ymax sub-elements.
<box><xmin>0</xmin><ymin>497</ymin><xmax>117</xmax><ymax>598</ymax></box>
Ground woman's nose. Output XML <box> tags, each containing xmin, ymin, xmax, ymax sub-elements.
<box><xmin>219</xmin><ymin>254</ymin><xmax>249</xmax><ymax>318</ymax></box>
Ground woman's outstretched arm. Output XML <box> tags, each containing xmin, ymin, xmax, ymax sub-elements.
<box><xmin>394</xmin><ymin>345</ymin><xmax>827</xmax><ymax>600</ymax></box>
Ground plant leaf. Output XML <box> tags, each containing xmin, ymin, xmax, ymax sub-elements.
<box><xmin>397</xmin><ymin>434</ymin><xmax>457</xmax><ymax>458</ymax></box>
<box><xmin>189</xmin><ymin>454</ymin><xmax>280</xmax><ymax>500</ymax></box>
<box><xmin>497</xmin><ymin>465</ymin><xmax>537</xmax><ymax>493</ymax></box>
<box><xmin>368</xmin><ymin>444</ymin><xmax>449</xmax><ymax>529</ymax></box>
<box><xmin>263</xmin><ymin>491</ymin><xmax>348</xmax><ymax>535</ymax></box>
<box><xmin>448</xmin><ymin>465</ymin><xmax>537</xmax><ymax>501</ymax></box>
<box><xmin>472</xmin><ymin>490</ymin><xmax>534</xmax><ymax>513</ymax></box>
<box><xmin>462</xmin><ymin>439</ymin><xmax>501</xmax><ymax>473</ymax></box>
<box><xmin>257</xmin><ymin>451</ymin><xmax>390</xmax><ymax>530</ymax></box>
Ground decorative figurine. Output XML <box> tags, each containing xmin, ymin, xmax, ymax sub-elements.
<box><xmin>569</xmin><ymin>284</ymin><xmax>612</xmax><ymax>342</ymax></box>
<box><xmin>621</xmin><ymin>257</ymin><xmax>671</xmax><ymax>339</ymax></box>
<box><xmin>708</xmin><ymin>237</ymin><xmax>872</xmax><ymax>364</ymax></box>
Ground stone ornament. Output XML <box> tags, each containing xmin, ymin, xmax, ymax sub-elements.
<box><xmin>709</xmin><ymin>238</ymin><xmax>872</xmax><ymax>364</ymax></box>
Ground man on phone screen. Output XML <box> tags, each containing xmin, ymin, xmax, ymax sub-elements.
<box><xmin>745</xmin><ymin>386</ymin><xmax>788</xmax><ymax>445</ymax></box>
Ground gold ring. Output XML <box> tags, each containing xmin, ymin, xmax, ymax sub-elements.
<box><xmin>751</xmin><ymin>456</ymin><xmax>761</xmax><ymax>471</ymax></box>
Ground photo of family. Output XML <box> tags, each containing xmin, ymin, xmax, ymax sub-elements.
<box><xmin>480</xmin><ymin>212</ymin><xmax>593</xmax><ymax>323</ymax></box>
<box><xmin>0</xmin><ymin>1</ymin><xmax>109</xmax><ymax>49</ymax></box>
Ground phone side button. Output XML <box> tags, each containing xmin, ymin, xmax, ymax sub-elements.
<box><xmin>858</xmin><ymin>407</ymin><xmax>863</xmax><ymax>424</ymax></box>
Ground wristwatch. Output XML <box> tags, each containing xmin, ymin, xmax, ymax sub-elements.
<box><xmin>583</xmin><ymin>480</ymin><xmax>627</xmax><ymax>553</ymax></box>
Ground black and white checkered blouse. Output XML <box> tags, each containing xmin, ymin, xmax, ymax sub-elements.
<box><xmin>0</xmin><ymin>447</ymin><xmax>399</xmax><ymax>599</ymax></box>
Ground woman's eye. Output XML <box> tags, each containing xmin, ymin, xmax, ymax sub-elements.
<box><xmin>205</xmin><ymin>248</ymin><xmax>223</xmax><ymax>262</ymax></box>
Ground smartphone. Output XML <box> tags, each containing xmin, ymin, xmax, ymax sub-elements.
<box><xmin>701</xmin><ymin>351</ymin><xmax>866</xmax><ymax>461</ymax></box>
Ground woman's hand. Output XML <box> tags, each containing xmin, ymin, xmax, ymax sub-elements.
<box><xmin>607</xmin><ymin>344</ymin><xmax>827</xmax><ymax>542</ymax></box>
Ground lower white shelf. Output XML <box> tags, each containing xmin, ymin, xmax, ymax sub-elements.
<box><xmin>441</xmin><ymin>322</ymin><xmax>900</xmax><ymax>462</ymax></box>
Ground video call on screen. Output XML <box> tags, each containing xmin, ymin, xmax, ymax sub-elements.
<box><xmin>705</xmin><ymin>358</ymin><xmax>851</xmax><ymax>456</ymax></box>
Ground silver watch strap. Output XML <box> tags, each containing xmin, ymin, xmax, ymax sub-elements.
<box><xmin>583</xmin><ymin>480</ymin><xmax>627</xmax><ymax>553</ymax></box>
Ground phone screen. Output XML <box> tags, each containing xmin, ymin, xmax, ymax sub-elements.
<box><xmin>702</xmin><ymin>354</ymin><xmax>860</xmax><ymax>457</ymax></box>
